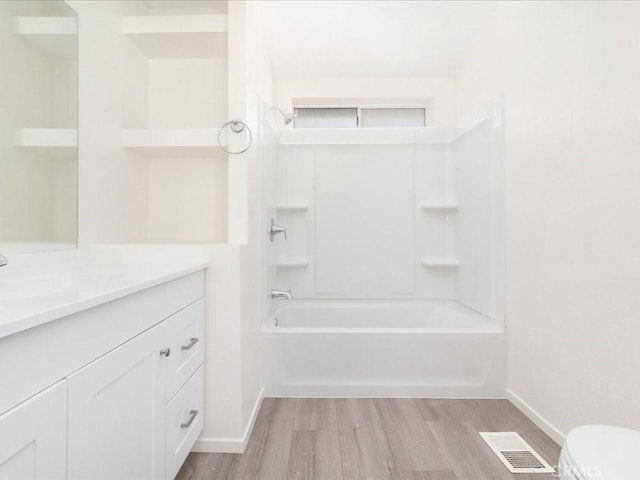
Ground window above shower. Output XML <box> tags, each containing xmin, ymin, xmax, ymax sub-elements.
<box><xmin>291</xmin><ymin>98</ymin><xmax>432</xmax><ymax>128</ymax></box>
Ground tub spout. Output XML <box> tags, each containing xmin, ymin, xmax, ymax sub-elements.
<box><xmin>271</xmin><ymin>289</ymin><xmax>293</xmax><ymax>300</ymax></box>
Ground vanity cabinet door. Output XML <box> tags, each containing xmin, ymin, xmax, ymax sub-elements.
<box><xmin>0</xmin><ymin>381</ymin><xmax>67</xmax><ymax>480</ymax></box>
<box><xmin>67</xmin><ymin>324</ymin><xmax>166</xmax><ymax>480</ymax></box>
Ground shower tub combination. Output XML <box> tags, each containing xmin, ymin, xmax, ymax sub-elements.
<box><xmin>262</xmin><ymin>300</ymin><xmax>506</xmax><ymax>398</ymax></box>
<box><xmin>262</xmin><ymin>100</ymin><xmax>506</xmax><ymax>398</ymax></box>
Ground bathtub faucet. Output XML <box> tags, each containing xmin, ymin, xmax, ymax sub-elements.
<box><xmin>271</xmin><ymin>289</ymin><xmax>293</xmax><ymax>300</ymax></box>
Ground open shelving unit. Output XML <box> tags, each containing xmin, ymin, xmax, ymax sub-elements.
<box><xmin>120</xmin><ymin>2</ymin><xmax>230</xmax><ymax>244</ymax></box>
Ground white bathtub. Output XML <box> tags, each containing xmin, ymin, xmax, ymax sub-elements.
<box><xmin>262</xmin><ymin>300</ymin><xmax>506</xmax><ymax>398</ymax></box>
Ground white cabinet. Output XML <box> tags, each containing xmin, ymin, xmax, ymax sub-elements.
<box><xmin>0</xmin><ymin>381</ymin><xmax>67</xmax><ymax>480</ymax></box>
<box><xmin>1</xmin><ymin>271</ymin><xmax>206</xmax><ymax>480</ymax></box>
<box><xmin>66</xmin><ymin>299</ymin><xmax>206</xmax><ymax>480</ymax></box>
<box><xmin>67</xmin><ymin>325</ymin><xmax>166</xmax><ymax>480</ymax></box>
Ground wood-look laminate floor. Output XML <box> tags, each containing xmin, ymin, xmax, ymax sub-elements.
<box><xmin>177</xmin><ymin>398</ymin><xmax>561</xmax><ymax>480</ymax></box>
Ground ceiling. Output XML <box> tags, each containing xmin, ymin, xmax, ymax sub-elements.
<box><xmin>259</xmin><ymin>1</ymin><xmax>496</xmax><ymax>78</ymax></box>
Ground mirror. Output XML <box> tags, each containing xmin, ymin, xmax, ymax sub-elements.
<box><xmin>0</xmin><ymin>0</ymin><xmax>78</xmax><ymax>253</ymax></box>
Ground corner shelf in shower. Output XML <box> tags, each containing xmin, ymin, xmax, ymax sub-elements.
<box><xmin>419</xmin><ymin>203</ymin><xmax>458</xmax><ymax>212</ymax></box>
<box><xmin>420</xmin><ymin>257</ymin><xmax>459</xmax><ymax>268</ymax></box>
<box><xmin>14</xmin><ymin>16</ymin><xmax>77</xmax><ymax>58</ymax></box>
<box><xmin>276</xmin><ymin>258</ymin><xmax>310</xmax><ymax>269</ymax></box>
<box><xmin>276</xmin><ymin>203</ymin><xmax>310</xmax><ymax>213</ymax></box>
<box><xmin>121</xmin><ymin>128</ymin><xmax>225</xmax><ymax>158</ymax></box>
<box><xmin>15</xmin><ymin>129</ymin><xmax>77</xmax><ymax>157</ymax></box>
<box><xmin>122</xmin><ymin>14</ymin><xmax>228</xmax><ymax>59</ymax></box>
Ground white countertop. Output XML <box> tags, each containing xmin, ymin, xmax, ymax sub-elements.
<box><xmin>0</xmin><ymin>247</ymin><xmax>208</xmax><ymax>340</ymax></box>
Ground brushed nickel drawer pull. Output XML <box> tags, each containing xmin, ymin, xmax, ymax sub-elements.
<box><xmin>181</xmin><ymin>338</ymin><xmax>199</xmax><ymax>351</ymax></box>
<box><xmin>180</xmin><ymin>410</ymin><xmax>198</xmax><ymax>428</ymax></box>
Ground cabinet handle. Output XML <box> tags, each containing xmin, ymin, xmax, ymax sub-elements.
<box><xmin>180</xmin><ymin>410</ymin><xmax>198</xmax><ymax>428</ymax></box>
<box><xmin>181</xmin><ymin>337</ymin><xmax>199</xmax><ymax>351</ymax></box>
<box><xmin>160</xmin><ymin>348</ymin><xmax>171</xmax><ymax>357</ymax></box>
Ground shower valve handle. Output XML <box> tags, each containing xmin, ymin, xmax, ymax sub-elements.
<box><xmin>269</xmin><ymin>219</ymin><xmax>287</xmax><ymax>241</ymax></box>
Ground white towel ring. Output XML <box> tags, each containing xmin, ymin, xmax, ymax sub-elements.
<box><xmin>217</xmin><ymin>119</ymin><xmax>252</xmax><ymax>155</ymax></box>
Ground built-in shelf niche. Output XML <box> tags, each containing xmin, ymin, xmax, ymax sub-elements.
<box><xmin>121</xmin><ymin>128</ymin><xmax>225</xmax><ymax>158</ymax></box>
<box><xmin>420</xmin><ymin>257</ymin><xmax>459</xmax><ymax>268</ymax></box>
<box><xmin>122</xmin><ymin>14</ymin><xmax>227</xmax><ymax>59</ymax></box>
<box><xmin>276</xmin><ymin>258</ymin><xmax>310</xmax><ymax>269</ymax></box>
<box><xmin>276</xmin><ymin>203</ymin><xmax>310</xmax><ymax>213</ymax></box>
<box><xmin>120</xmin><ymin>4</ymin><xmax>230</xmax><ymax>244</ymax></box>
<box><xmin>14</xmin><ymin>16</ymin><xmax>77</xmax><ymax>58</ymax></box>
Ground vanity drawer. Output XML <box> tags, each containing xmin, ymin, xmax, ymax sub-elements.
<box><xmin>165</xmin><ymin>366</ymin><xmax>204</xmax><ymax>480</ymax></box>
<box><xmin>164</xmin><ymin>298</ymin><xmax>205</xmax><ymax>402</ymax></box>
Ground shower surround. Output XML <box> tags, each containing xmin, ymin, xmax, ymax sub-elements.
<box><xmin>262</xmin><ymin>99</ymin><xmax>505</xmax><ymax>397</ymax></box>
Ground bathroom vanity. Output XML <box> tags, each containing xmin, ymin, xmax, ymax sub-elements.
<box><xmin>0</xmin><ymin>253</ymin><xmax>207</xmax><ymax>480</ymax></box>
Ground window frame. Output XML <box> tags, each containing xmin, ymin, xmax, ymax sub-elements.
<box><xmin>292</xmin><ymin>99</ymin><xmax>433</xmax><ymax>129</ymax></box>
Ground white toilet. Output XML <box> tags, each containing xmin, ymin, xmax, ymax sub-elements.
<box><xmin>559</xmin><ymin>425</ymin><xmax>640</xmax><ymax>480</ymax></box>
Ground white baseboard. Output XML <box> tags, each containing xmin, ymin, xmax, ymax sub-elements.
<box><xmin>192</xmin><ymin>387</ymin><xmax>264</xmax><ymax>454</ymax></box>
<box><xmin>192</xmin><ymin>436</ymin><xmax>246</xmax><ymax>454</ymax></box>
<box><xmin>507</xmin><ymin>388</ymin><xmax>566</xmax><ymax>446</ymax></box>
<box><xmin>192</xmin><ymin>387</ymin><xmax>563</xmax><ymax>452</ymax></box>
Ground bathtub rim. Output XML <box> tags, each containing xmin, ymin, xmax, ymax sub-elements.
<box><xmin>263</xmin><ymin>298</ymin><xmax>503</xmax><ymax>334</ymax></box>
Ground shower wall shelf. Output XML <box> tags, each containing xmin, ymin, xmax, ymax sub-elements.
<box><xmin>276</xmin><ymin>204</ymin><xmax>310</xmax><ymax>213</ymax></box>
<box><xmin>276</xmin><ymin>259</ymin><xmax>310</xmax><ymax>269</ymax></box>
<box><xmin>419</xmin><ymin>203</ymin><xmax>459</xmax><ymax>212</ymax></box>
<box><xmin>121</xmin><ymin>128</ymin><xmax>224</xmax><ymax>157</ymax></box>
<box><xmin>14</xmin><ymin>16</ymin><xmax>77</xmax><ymax>58</ymax></box>
<box><xmin>420</xmin><ymin>258</ymin><xmax>460</xmax><ymax>268</ymax></box>
<box><xmin>122</xmin><ymin>14</ymin><xmax>228</xmax><ymax>59</ymax></box>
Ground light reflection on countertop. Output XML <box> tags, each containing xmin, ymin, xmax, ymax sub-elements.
<box><xmin>0</xmin><ymin>247</ymin><xmax>208</xmax><ymax>339</ymax></box>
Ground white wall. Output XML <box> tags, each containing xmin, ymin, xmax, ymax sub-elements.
<box><xmin>275</xmin><ymin>142</ymin><xmax>461</xmax><ymax>300</ymax></box>
<box><xmin>274</xmin><ymin>76</ymin><xmax>456</xmax><ymax>127</ymax></box>
<box><xmin>260</xmin><ymin>109</ymin><xmax>279</xmax><ymax>319</ymax></box>
<box><xmin>315</xmin><ymin>145</ymin><xmax>414</xmax><ymax>296</ymax></box>
<box><xmin>71</xmin><ymin>0</ymin><xmax>149</xmax><ymax>245</ymax></box>
<box><xmin>454</xmin><ymin>100</ymin><xmax>504</xmax><ymax>320</ymax></box>
<box><xmin>190</xmin><ymin>0</ymin><xmax>275</xmax><ymax>453</ymax></box>
<box><xmin>456</xmin><ymin>1</ymin><xmax>640</xmax><ymax>439</ymax></box>
<box><xmin>239</xmin><ymin>0</ymin><xmax>274</xmax><ymax>442</ymax></box>
<box><xmin>274</xmin><ymin>124</ymin><xmax>505</xmax><ymax>305</ymax></box>
<box><xmin>146</xmin><ymin>58</ymin><xmax>228</xmax><ymax>243</ymax></box>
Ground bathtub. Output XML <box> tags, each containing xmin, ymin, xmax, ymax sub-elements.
<box><xmin>262</xmin><ymin>300</ymin><xmax>506</xmax><ymax>398</ymax></box>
